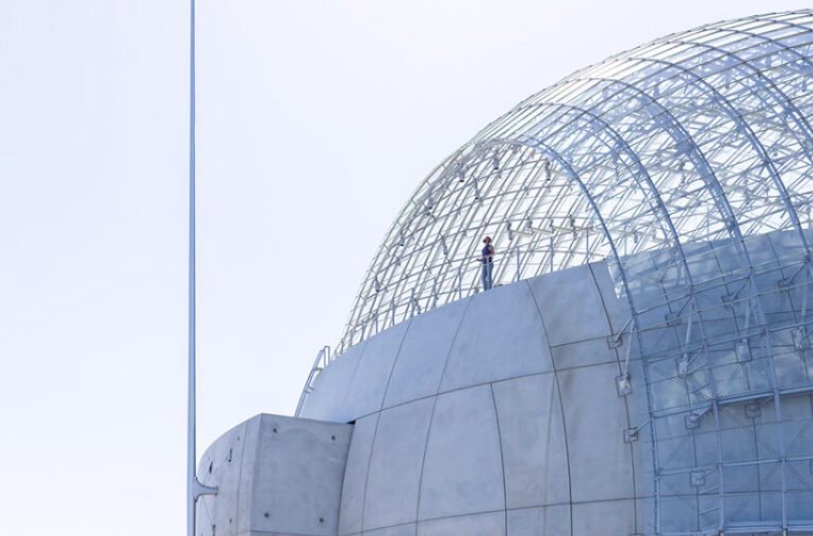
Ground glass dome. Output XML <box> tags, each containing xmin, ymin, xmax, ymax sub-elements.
<box><xmin>337</xmin><ymin>10</ymin><xmax>813</xmax><ymax>355</ymax></box>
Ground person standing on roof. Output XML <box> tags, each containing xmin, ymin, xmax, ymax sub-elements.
<box><xmin>481</xmin><ymin>236</ymin><xmax>495</xmax><ymax>291</ymax></box>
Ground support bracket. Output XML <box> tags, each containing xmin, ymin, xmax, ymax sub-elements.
<box><xmin>193</xmin><ymin>478</ymin><xmax>218</xmax><ymax>501</ymax></box>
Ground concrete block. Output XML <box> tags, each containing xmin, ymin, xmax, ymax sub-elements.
<box><xmin>197</xmin><ymin>420</ymin><xmax>248</xmax><ymax>536</ymax></box>
<box><xmin>339</xmin><ymin>414</ymin><xmax>379</xmax><ymax>536</ymax></box>
<box><xmin>383</xmin><ymin>298</ymin><xmax>469</xmax><ymax>408</ymax></box>
<box><xmin>417</xmin><ymin>511</ymin><xmax>505</xmax><ymax>536</ymax></box>
<box><xmin>363</xmin><ymin>397</ymin><xmax>435</xmax><ymax>530</ymax></box>
<box><xmin>440</xmin><ymin>281</ymin><xmax>552</xmax><ymax>392</ymax></box>
<box><xmin>506</xmin><ymin>505</ymin><xmax>571</xmax><ymax>535</ymax></box>
<box><xmin>249</xmin><ymin>415</ymin><xmax>352</xmax><ymax>536</ymax></box>
<box><xmin>197</xmin><ymin>414</ymin><xmax>352</xmax><ymax>536</ymax></box>
<box><xmin>492</xmin><ymin>373</ymin><xmax>570</xmax><ymax>509</ymax></box>
<box><xmin>418</xmin><ymin>385</ymin><xmax>505</xmax><ymax>520</ymax></box>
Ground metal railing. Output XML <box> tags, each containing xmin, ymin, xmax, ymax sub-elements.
<box><xmin>294</xmin><ymin>345</ymin><xmax>332</xmax><ymax>417</ymax></box>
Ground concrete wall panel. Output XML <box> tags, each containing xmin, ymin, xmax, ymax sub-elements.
<box><xmin>550</xmin><ymin>337</ymin><xmax>620</xmax><ymax>370</ymax></box>
<box><xmin>362</xmin><ymin>523</ymin><xmax>416</xmax><ymax>536</ymax></box>
<box><xmin>440</xmin><ymin>282</ymin><xmax>551</xmax><ymax>392</ymax></box>
<box><xmin>418</xmin><ymin>385</ymin><xmax>505</xmax><ymax>520</ymax></box>
<box><xmin>527</xmin><ymin>264</ymin><xmax>612</xmax><ymax>346</ymax></box>
<box><xmin>571</xmin><ymin>499</ymin><xmax>636</xmax><ymax>536</ymax></box>
<box><xmin>303</xmin><ymin>342</ymin><xmax>365</xmax><ymax>422</ymax></box>
<box><xmin>249</xmin><ymin>414</ymin><xmax>352</xmax><ymax>536</ymax></box>
<box><xmin>198</xmin><ymin>420</ymin><xmax>248</xmax><ymax>536</ymax></box>
<box><xmin>197</xmin><ymin>414</ymin><xmax>352</xmax><ymax>536</ymax></box>
<box><xmin>557</xmin><ymin>363</ymin><xmax>634</xmax><ymax>503</ymax></box>
<box><xmin>417</xmin><ymin>511</ymin><xmax>505</xmax><ymax>536</ymax></box>
<box><xmin>492</xmin><ymin>373</ymin><xmax>570</xmax><ymax>509</ymax></box>
<box><xmin>383</xmin><ymin>299</ymin><xmax>469</xmax><ymax>408</ymax></box>
<box><xmin>506</xmin><ymin>505</ymin><xmax>571</xmax><ymax>536</ymax></box>
<box><xmin>339</xmin><ymin>414</ymin><xmax>379</xmax><ymax>536</ymax></box>
<box><xmin>363</xmin><ymin>397</ymin><xmax>435</xmax><ymax>530</ymax></box>
<box><xmin>344</xmin><ymin>322</ymin><xmax>410</xmax><ymax>419</ymax></box>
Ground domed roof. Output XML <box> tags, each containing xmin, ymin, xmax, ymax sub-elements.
<box><xmin>339</xmin><ymin>10</ymin><xmax>813</xmax><ymax>353</ymax></box>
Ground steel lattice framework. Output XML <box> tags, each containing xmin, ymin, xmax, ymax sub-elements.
<box><xmin>321</xmin><ymin>11</ymin><xmax>813</xmax><ymax>535</ymax></box>
<box><xmin>339</xmin><ymin>10</ymin><xmax>813</xmax><ymax>352</ymax></box>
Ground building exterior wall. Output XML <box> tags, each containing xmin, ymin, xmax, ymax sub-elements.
<box><xmin>301</xmin><ymin>262</ymin><xmax>653</xmax><ymax>535</ymax></box>
<box><xmin>196</xmin><ymin>414</ymin><xmax>353</xmax><ymax>536</ymax></box>
<box><xmin>299</xmin><ymin>247</ymin><xmax>813</xmax><ymax>535</ymax></box>
<box><xmin>200</xmin><ymin>246</ymin><xmax>813</xmax><ymax>535</ymax></box>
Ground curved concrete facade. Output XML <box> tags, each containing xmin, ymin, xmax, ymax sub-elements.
<box><xmin>200</xmin><ymin>248</ymin><xmax>813</xmax><ymax>535</ymax></box>
<box><xmin>300</xmin><ymin>262</ymin><xmax>652</xmax><ymax>535</ymax></box>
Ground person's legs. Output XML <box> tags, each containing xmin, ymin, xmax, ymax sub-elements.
<box><xmin>482</xmin><ymin>262</ymin><xmax>493</xmax><ymax>290</ymax></box>
<box><xmin>481</xmin><ymin>263</ymin><xmax>489</xmax><ymax>291</ymax></box>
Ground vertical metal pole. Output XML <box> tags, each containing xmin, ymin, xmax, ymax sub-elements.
<box><xmin>187</xmin><ymin>0</ymin><xmax>198</xmax><ymax>534</ymax></box>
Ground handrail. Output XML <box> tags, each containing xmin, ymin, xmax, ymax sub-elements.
<box><xmin>294</xmin><ymin>345</ymin><xmax>332</xmax><ymax>417</ymax></box>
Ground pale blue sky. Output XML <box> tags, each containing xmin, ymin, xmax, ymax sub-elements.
<box><xmin>1</xmin><ymin>1</ymin><xmax>805</xmax><ymax>534</ymax></box>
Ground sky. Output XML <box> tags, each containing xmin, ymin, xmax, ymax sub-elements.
<box><xmin>1</xmin><ymin>1</ymin><xmax>808</xmax><ymax>534</ymax></box>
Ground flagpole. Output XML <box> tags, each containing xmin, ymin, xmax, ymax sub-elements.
<box><xmin>187</xmin><ymin>1</ymin><xmax>218</xmax><ymax>535</ymax></box>
<box><xmin>186</xmin><ymin>0</ymin><xmax>198</xmax><ymax>533</ymax></box>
